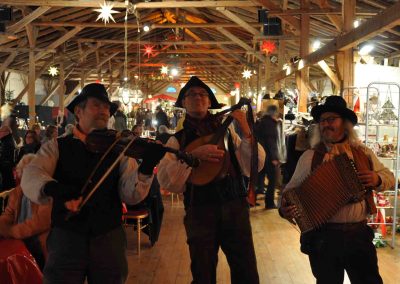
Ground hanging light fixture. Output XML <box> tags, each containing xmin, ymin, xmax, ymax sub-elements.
<box><xmin>359</xmin><ymin>43</ymin><xmax>374</xmax><ymax>56</ymax></box>
<box><xmin>160</xmin><ymin>65</ymin><xmax>169</xmax><ymax>75</ymax></box>
<box><xmin>94</xmin><ymin>1</ymin><xmax>119</xmax><ymax>25</ymax></box>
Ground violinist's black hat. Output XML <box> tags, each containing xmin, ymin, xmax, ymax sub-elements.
<box><xmin>67</xmin><ymin>83</ymin><xmax>118</xmax><ymax>116</ymax></box>
<box><xmin>175</xmin><ymin>76</ymin><xmax>221</xmax><ymax>109</ymax></box>
<box><xmin>311</xmin><ymin>95</ymin><xmax>357</xmax><ymax>125</ymax></box>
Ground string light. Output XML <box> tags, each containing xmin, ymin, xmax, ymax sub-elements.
<box><xmin>94</xmin><ymin>1</ymin><xmax>119</xmax><ymax>25</ymax></box>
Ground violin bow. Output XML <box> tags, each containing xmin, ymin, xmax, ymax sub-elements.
<box><xmin>65</xmin><ymin>135</ymin><xmax>136</xmax><ymax>220</ymax></box>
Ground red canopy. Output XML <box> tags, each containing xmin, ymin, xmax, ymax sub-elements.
<box><xmin>144</xmin><ymin>94</ymin><xmax>177</xmax><ymax>103</ymax></box>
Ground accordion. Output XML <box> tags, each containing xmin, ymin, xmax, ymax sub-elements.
<box><xmin>283</xmin><ymin>153</ymin><xmax>365</xmax><ymax>233</ymax></box>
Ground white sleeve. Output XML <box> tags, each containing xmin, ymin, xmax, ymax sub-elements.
<box><xmin>284</xmin><ymin>150</ymin><xmax>314</xmax><ymax>191</ymax></box>
<box><xmin>157</xmin><ymin>136</ymin><xmax>192</xmax><ymax>193</ymax></box>
<box><xmin>118</xmin><ymin>156</ymin><xmax>153</xmax><ymax>205</ymax></box>
<box><xmin>21</xmin><ymin>139</ymin><xmax>59</xmax><ymax>204</ymax></box>
<box><xmin>229</xmin><ymin>125</ymin><xmax>266</xmax><ymax>177</ymax></box>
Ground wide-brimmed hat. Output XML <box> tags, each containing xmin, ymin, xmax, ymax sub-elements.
<box><xmin>67</xmin><ymin>83</ymin><xmax>118</xmax><ymax>116</ymax></box>
<box><xmin>311</xmin><ymin>95</ymin><xmax>357</xmax><ymax>125</ymax></box>
<box><xmin>175</xmin><ymin>76</ymin><xmax>221</xmax><ymax>109</ymax></box>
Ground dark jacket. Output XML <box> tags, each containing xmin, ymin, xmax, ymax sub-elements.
<box><xmin>255</xmin><ymin>115</ymin><xmax>280</xmax><ymax>161</ymax></box>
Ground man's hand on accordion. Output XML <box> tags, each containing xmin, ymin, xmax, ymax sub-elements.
<box><xmin>279</xmin><ymin>197</ymin><xmax>300</xmax><ymax>224</ymax></box>
<box><xmin>357</xmin><ymin>170</ymin><xmax>381</xmax><ymax>188</ymax></box>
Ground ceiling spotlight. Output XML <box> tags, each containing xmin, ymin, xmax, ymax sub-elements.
<box><xmin>312</xmin><ymin>40</ymin><xmax>321</xmax><ymax>51</ymax></box>
<box><xmin>359</xmin><ymin>44</ymin><xmax>374</xmax><ymax>56</ymax></box>
<box><xmin>124</xmin><ymin>77</ymin><xmax>128</xmax><ymax>81</ymax></box>
<box><xmin>353</xmin><ymin>20</ymin><xmax>360</xmax><ymax>28</ymax></box>
<box><xmin>143</xmin><ymin>24</ymin><xmax>150</xmax><ymax>32</ymax></box>
<box><xmin>170</xmin><ymin>68</ymin><xmax>179</xmax><ymax>77</ymax></box>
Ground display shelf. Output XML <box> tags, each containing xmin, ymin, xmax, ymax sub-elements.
<box><xmin>362</xmin><ymin>82</ymin><xmax>400</xmax><ymax>248</ymax></box>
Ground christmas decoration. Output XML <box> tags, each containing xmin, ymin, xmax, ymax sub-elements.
<box><xmin>143</xmin><ymin>45</ymin><xmax>155</xmax><ymax>58</ymax></box>
<box><xmin>261</xmin><ymin>40</ymin><xmax>276</xmax><ymax>54</ymax></box>
<box><xmin>242</xmin><ymin>69</ymin><xmax>252</xmax><ymax>79</ymax></box>
<box><xmin>48</xmin><ymin>66</ymin><xmax>59</xmax><ymax>76</ymax></box>
<box><xmin>373</xmin><ymin>233</ymin><xmax>387</xmax><ymax>248</ymax></box>
<box><xmin>234</xmin><ymin>82</ymin><xmax>240</xmax><ymax>89</ymax></box>
<box><xmin>94</xmin><ymin>1</ymin><xmax>119</xmax><ymax>25</ymax></box>
<box><xmin>160</xmin><ymin>65</ymin><xmax>169</xmax><ymax>75</ymax></box>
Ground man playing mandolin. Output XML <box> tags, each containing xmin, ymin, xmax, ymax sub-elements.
<box><xmin>158</xmin><ymin>76</ymin><xmax>265</xmax><ymax>284</ymax></box>
<box><xmin>21</xmin><ymin>83</ymin><xmax>165</xmax><ymax>283</ymax></box>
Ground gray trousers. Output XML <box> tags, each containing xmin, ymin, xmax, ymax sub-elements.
<box><xmin>44</xmin><ymin>226</ymin><xmax>128</xmax><ymax>284</ymax></box>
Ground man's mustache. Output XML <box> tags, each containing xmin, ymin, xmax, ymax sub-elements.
<box><xmin>322</xmin><ymin>127</ymin><xmax>334</xmax><ymax>132</ymax></box>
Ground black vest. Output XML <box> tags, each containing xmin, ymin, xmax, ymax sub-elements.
<box><xmin>52</xmin><ymin>135</ymin><xmax>122</xmax><ymax>236</ymax></box>
<box><xmin>175</xmin><ymin>128</ymin><xmax>246</xmax><ymax>208</ymax></box>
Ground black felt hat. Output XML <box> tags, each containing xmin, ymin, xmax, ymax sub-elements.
<box><xmin>311</xmin><ymin>95</ymin><xmax>357</xmax><ymax>125</ymax></box>
<box><xmin>175</xmin><ymin>76</ymin><xmax>221</xmax><ymax>109</ymax></box>
<box><xmin>67</xmin><ymin>83</ymin><xmax>118</xmax><ymax>116</ymax></box>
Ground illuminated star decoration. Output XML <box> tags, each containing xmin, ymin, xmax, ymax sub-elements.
<box><xmin>261</xmin><ymin>40</ymin><xmax>276</xmax><ymax>54</ymax></box>
<box><xmin>94</xmin><ymin>1</ymin><xmax>119</xmax><ymax>25</ymax></box>
<box><xmin>160</xmin><ymin>65</ymin><xmax>169</xmax><ymax>75</ymax></box>
<box><xmin>242</xmin><ymin>69</ymin><xmax>252</xmax><ymax>79</ymax></box>
<box><xmin>48</xmin><ymin>66</ymin><xmax>59</xmax><ymax>77</ymax></box>
<box><xmin>143</xmin><ymin>45</ymin><xmax>155</xmax><ymax>58</ymax></box>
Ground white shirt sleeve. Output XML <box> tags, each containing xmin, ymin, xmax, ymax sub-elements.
<box><xmin>21</xmin><ymin>139</ymin><xmax>59</xmax><ymax>204</ymax></box>
<box><xmin>157</xmin><ymin>136</ymin><xmax>192</xmax><ymax>193</ymax></box>
<box><xmin>118</xmin><ymin>156</ymin><xmax>153</xmax><ymax>205</ymax></box>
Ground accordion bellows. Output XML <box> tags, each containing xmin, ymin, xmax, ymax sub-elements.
<box><xmin>283</xmin><ymin>154</ymin><xmax>365</xmax><ymax>233</ymax></box>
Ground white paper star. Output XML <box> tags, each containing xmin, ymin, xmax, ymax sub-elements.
<box><xmin>242</xmin><ymin>69</ymin><xmax>252</xmax><ymax>79</ymax></box>
<box><xmin>94</xmin><ymin>1</ymin><xmax>119</xmax><ymax>25</ymax></box>
<box><xmin>48</xmin><ymin>66</ymin><xmax>58</xmax><ymax>76</ymax></box>
<box><xmin>160</xmin><ymin>65</ymin><xmax>169</xmax><ymax>75</ymax></box>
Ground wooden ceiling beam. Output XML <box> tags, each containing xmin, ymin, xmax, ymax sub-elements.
<box><xmin>267</xmin><ymin>0</ymin><xmax>400</xmax><ymax>85</ymax></box>
<box><xmin>35</xmin><ymin>27</ymin><xmax>84</xmax><ymax>61</ymax></box>
<box><xmin>8</xmin><ymin>6</ymin><xmax>50</xmax><ymax>34</ymax></box>
<box><xmin>76</xmin><ymin>38</ymin><xmax>247</xmax><ymax>45</ymax></box>
<box><xmin>217</xmin><ymin>8</ymin><xmax>260</xmax><ymax>35</ymax></box>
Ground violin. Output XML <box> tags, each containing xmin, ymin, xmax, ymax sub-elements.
<box><xmin>66</xmin><ymin>129</ymin><xmax>198</xmax><ymax>219</ymax></box>
<box><xmin>85</xmin><ymin>129</ymin><xmax>198</xmax><ymax>167</ymax></box>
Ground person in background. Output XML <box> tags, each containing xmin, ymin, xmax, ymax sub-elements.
<box><xmin>158</xmin><ymin>76</ymin><xmax>265</xmax><ymax>284</ymax></box>
<box><xmin>31</xmin><ymin>124</ymin><xmax>42</xmax><ymax>140</ymax></box>
<box><xmin>255</xmin><ymin>105</ymin><xmax>283</xmax><ymax>209</ymax></box>
<box><xmin>42</xmin><ymin>125</ymin><xmax>58</xmax><ymax>144</ymax></box>
<box><xmin>21</xmin><ymin>83</ymin><xmax>165</xmax><ymax>283</ymax></box>
<box><xmin>17</xmin><ymin>130</ymin><xmax>41</xmax><ymax>162</ymax></box>
<box><xmin>132</xmin><ymin>124</ymin><xmax>144</xmax><ymax>137</ymax></box>
<box><xmin>155</xmin><ymin>125</ymin><xmax>171</xmax><ymax>145</ymax></box>
<box><xmin>0</xmin><ymin>112</ymin><xmax>17</xmax><ymax>192</ymax></box>
<box><xmin>155</xmin><ymin>106</ymin><xmax>170</xmax><ymax>131</ymax></box>
<box><xmin>280</xmin><ymin>96</ymin><xmax>394</xmax><ymax>284</ymax></box>
<box><xmin>113</xmin><ymin>101</ymin><xmax>128</xmax><ymax>132</ymax></box>
<box><xmin>0</xmin><ymin>154</ymin><xmax>52</xmax><ymax>270</ymax></box>
<box><xmin>62</xmin><ymin>124</ymin><xmax>75</xmax><ymax>137</ymax></box>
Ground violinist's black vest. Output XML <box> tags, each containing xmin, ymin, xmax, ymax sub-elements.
<box><xmin>52</xmin><ymin>134</ymin><xmax>122</xmax><ymax>236</ymax></box>
<box><xmin>175</xmin><ymin>128</ymin><xmax>247</xmax><ymax>208</ymax></box>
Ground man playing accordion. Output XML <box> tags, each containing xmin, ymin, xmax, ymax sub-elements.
<box><xmin>280</xmin><ymin>96</ymin><xmax>394</xmax><ymax>284</ymax></box>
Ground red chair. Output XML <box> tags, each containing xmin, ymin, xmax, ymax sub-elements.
<box><xmin>0</xmin><ymin>239</ymin><xmax>42</xmax><ymax>284</ymax></box>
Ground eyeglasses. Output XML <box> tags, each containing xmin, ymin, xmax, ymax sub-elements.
<box><xmin>319</xmin><ymin>116</ymin><xmax>341</xmax><ymax>124</ymax></box>
<box><xmin>184</xmin><ymin>92</ymin><xmax>209</xmax><ymax>98</ymax></box>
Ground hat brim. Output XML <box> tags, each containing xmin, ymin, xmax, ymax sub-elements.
<box><xmin>311</xmin><ymin>105</ymin><xmax>357</xmax><ymax>125</ymax></box>
<box><xmin>67</xmin><ymin>94</ymin><xmax>118</xmax><ymax>116</ymax></box>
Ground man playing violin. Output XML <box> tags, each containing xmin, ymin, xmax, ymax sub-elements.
<box><xmin>21</xmin><ymin>83</ymin><xmax>165</xmax><ymax>283</ymax></box>
<box><xmin>158</xmin><ymin>76</ymin><xmax>265</xmax><ymax>284</ymax></box>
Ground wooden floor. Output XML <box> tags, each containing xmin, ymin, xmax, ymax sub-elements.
<box><xmin>126</xmin><ymin>196</ymin><xmax>400</xmax><ymax>284</ymax></box>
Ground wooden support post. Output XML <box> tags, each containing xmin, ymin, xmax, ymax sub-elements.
<box><xmin>337</xmin><ymin>0</ymin><xmax>355</xmax><ymax>103</ymax></box>
<box><xmin>59</xmin><ymin>56</ymin><xmax>65</xmax><ymax>116</ymax></box>
<box><xmin>28</xmin><ymin>51</ymin><xmax>36</xmax><ymax>128</ymax></box>
<box><xmin>296</xmin><ymin>0</ymin><xmax>310</xmax><ymax>113</ymax></box>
